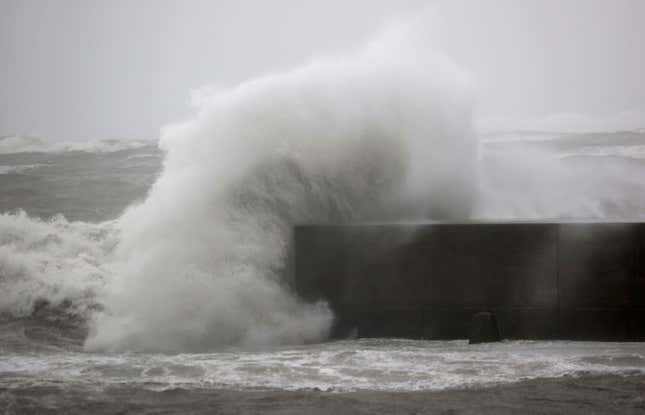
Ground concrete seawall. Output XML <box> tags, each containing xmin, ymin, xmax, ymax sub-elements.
<box><xmin>292</xmin><ymin>223</ymin><xmax>645</xmax><ymax>340</ymax></box>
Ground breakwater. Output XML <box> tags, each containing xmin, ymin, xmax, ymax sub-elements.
<box><xmin>292</xmin><ymin>223</ymin><xmax>645</xmax><ymax>340</ymax></box>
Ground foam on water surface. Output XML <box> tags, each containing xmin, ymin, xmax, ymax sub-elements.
<box><xmin>0</xmin><ymin>15</ymin><xmax>645</xmax><ymax>355</ymax></box>
<box><xmin>1</xmin><ymin>340</ymin><xmax>644</xmax><ymax>392</ymax></box>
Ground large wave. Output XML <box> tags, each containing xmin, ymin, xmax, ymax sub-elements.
<box><xmin>2</xmin><ymin>17</ymin><xmax>645</xmax><ymax>353</ymax></box>
<box><xmin>79</xmin><ymin>20</ymin><xmax>475</xmax><ymax>352</ymax></box>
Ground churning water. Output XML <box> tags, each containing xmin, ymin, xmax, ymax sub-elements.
<box><xmin>1</xmin><ymin>19</ymin><xmax>644</xmax><ymax>400</ymax></box>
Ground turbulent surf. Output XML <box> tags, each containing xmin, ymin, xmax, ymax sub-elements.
<box><xmin>1</xmin><ymin>20</ymin><xmax>645</xmax><ymax>356</ymax></box>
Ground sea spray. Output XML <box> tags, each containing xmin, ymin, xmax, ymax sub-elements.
<box><xmin>0</xmin><ymin>212</ymin><xmax>115</xmax><ymax>318</ymax></box>
<box><xmin>478</xmin><ymin>142</ymin><xmax>645</xmax><ymax>220</ymax></box>
<box><xmin>3</xmin><ymin>19</ymin><xmax>645</xmax><ymax>352</ymax></box>
<box><xmin>84</xmin><ymin>20</ymin><xmax>476</xmax><ymax>351</ymax></box>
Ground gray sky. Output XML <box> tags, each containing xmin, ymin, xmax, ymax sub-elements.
<box><xmin>1</xmin><ymin>0</ymin><xmax>644</xmax><ymax>140</ymax></box>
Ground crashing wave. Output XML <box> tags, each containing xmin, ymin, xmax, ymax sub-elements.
<box><xmin>0</xmin><ymin>211</ymin><xmax>115</xmax><ymax>319</ymax></box>
<box><xmin>2</xmin><ymin>16</ymin><xmax>645</xmax><ymax>353</ymax></box>
<box><xmin>81</xmin><ymin>18</ymin><xmax>476</xmax><ymax>352</ymax></box>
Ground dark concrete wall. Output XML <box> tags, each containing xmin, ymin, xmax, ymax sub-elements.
<box><xmin>293</xmin><ymin>223</ymin><xmax>645</xmax><ymax>340</ymax></box>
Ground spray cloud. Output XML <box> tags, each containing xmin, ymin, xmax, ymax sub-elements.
<box><xmin>83</xmin><ymin>16</ymin><xmax>477</xmax><ymax>351</ymax></box>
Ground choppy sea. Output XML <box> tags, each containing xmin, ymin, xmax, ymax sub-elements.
<box><xmin>0</xmin><ymin>133</ymin><xmax>644</xmax><ymax>413</ymax></box>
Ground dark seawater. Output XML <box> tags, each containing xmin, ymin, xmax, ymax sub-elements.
<box><xmin>0</xmin><ymin>142</ymin><xmax>162</xmax><ymax>222</ymax></box>
<box><xmin>0</xmin><ymin>135</ymin><xmax>645</xmax><ymax>413</ymax></box>
<box><xmin>1</xmin><ymin>374</ymin><xmax>644</xmax><ymax>414</ymax></box>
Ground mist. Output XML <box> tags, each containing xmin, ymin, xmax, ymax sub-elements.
<box><xmin>1</xmin><ymin>0</ymin><xmax>644</xmax><ymax>140</ymax></box>
<box><xmin>1</xmin><ymin>1</ymin><xmax>645</xmax><ymax>353</ymax></box>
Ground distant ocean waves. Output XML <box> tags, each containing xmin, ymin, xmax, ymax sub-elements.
<box><xmin>0</xmin><ymin>135</ymin><xmax>154</xmax><ymax>154</ymax></box>
<box><xmin>0</xmin><ymin>338</ymin><xmax>643</xmax><ymax>392</ymax></box>
<box><xmin>0</xmin><ymin>143</ymin><xmax>161</xmax><ymax>222</ymax></box>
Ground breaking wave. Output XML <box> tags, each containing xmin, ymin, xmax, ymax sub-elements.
<box><xmin>0</xmin><ymin>19</ymin><xmax>476</xmax><ymax>352</ymax></box>
<box><xmin>2</xmin><ymin>17</ymin><xmax>645</xmax><ymax>353</ymax></box>
<box><xmin>0</xmin><ymin>212</ymin><xmax>114</xmax><ymax>318</ymax></box>
<box><xmin>83</xmin><ymin>20</ymin><xmax>476</xmax><ymax>352</ymax></box>
<box><xmin>0</xmin><ymin>135</ymin><xmax>153</xmax><ymax>154</ymax></box>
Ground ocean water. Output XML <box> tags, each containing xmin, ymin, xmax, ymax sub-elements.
<box><xmin>1</xmin><ymin>22</ymin><xmax>645</xmax><ymax>410</ymax></box>
<box><xmin>0</xmin><ymin>138</ymin><xmax>160</xmax><ymax>222</ymax></box>
<box><xmin>1</xmin><ymin>335</ymin><xmax>644</xmax><ymax>393</ymax></box>
<box><xmin>0</xmin><ymin>133</ymin><xmax>644</xmax><ymax>400</ymax></box>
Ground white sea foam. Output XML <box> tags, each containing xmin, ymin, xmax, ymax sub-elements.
<box><xmin>0</xmin><ymin>164</ymin><xmax>48</xmax><ymax>175</ymax></box>
<box><xmin>0</xmin><ymin>16</ymin><xmax>476</xmax><ymax>352</ymax></box>
<box><xmin>1</xmin><ymin>340</ymin><xmax>643</xmax><ymax>392</ymax></box>
<box><xmin>561</xmin><ymin>144</ymin><xmax>645</xmax><ymax>160</ymax></box>
<box><xmin>0</xmin><ymin>212</ymin><xmax>115</xmax><ymax>317</ymax></box>
<box><xmin>1</xmin><ymin>15</ymin><xmax>645</xmax><ymax>355</ymax></box>
<box><xmin>82</xmin><ymin>16</ymin><xmax>476</xmax><ymax>352</ymax></box>
<box><xmin>0</xmin><ymin>135</ymin><xmax>153</xmax><ymax>154</ymax></box>
<box><xmin>478</xmin><ymin>144</ymin><xmax>645</xmax><ymax>219</ymax></box>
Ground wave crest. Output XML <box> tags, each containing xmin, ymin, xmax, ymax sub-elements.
<box><xmin>84</xmin><ymin>20</ymin><xmax>476</xmax><ymax>352</ymax></box>
<box><xmin>0</xmin><ymin>212</ymin><xmax>115</xmax><ymax>318</ymax></box>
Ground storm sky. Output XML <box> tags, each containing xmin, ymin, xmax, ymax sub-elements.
<box><xmin>1</xmin><ymin>0</ymin><xmax>644</xmax><ymax>140</ymax></box>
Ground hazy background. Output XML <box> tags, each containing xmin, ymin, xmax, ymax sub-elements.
<box><xmin>1</xmin><ymin>0</ymin><xmax>644</xmax><ymax>141</ymax></box>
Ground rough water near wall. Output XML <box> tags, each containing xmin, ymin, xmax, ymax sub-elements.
<box><xmin>3</xmin><ymin>20</ymin><xmax>481</xmax><ymax>353</ymax></box>
<box><xmin>1</xmin><ymin>19</ymin><xmax>645</xmax><ymax>410</ymax></box>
